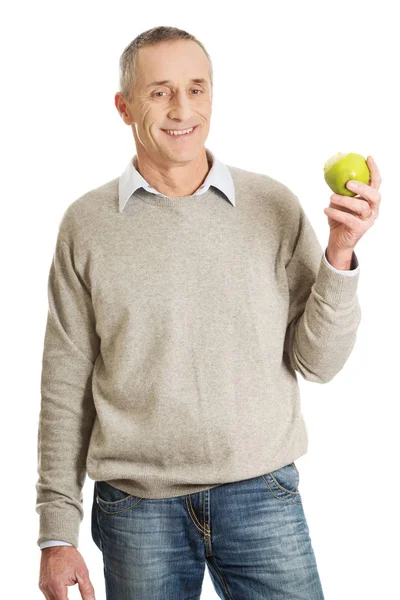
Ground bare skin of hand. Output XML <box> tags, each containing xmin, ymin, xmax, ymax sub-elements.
<box><xmin>38</xmin><ymin>546</ymin><xmax>96</xmax><ymax>599</ymax></box>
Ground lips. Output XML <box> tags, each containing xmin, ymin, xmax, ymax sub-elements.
<box><xmin>161</xmin><ymin>125</ymin><xmax>198</xmax><ymax>137</ymax></box>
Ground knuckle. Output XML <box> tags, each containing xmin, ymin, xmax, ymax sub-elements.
<box><xmin>77</xmin><ymin>568</ymin><xmax>90</xmax><ymax>579</ymax></box>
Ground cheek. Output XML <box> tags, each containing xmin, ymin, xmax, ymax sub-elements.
<box><xmin>139</xmin><ymin>104</ymin><xmax>155</xmax><ymax>125</ymax></box>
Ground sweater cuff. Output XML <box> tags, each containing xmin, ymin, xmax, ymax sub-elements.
<box><xmin>313</xmin><ymin>251</ymin><xmax>360</xmax><ymax>308</ymax></box>
<box><xmin>38</xmin><ymin>508</ymin><xmax>81</xmax><ymax>549</ymax></box>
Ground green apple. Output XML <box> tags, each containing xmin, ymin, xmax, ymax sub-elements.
<box><xmin>324</xmin><ymin>152</ymin><xmax>370</xmax><ymax>197</ymax></box>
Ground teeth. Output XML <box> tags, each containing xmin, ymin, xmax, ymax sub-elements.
<box><xmin>164</xmin><ymin>127</ymin><xmax>194</xmax><ymax>136</ymax></box>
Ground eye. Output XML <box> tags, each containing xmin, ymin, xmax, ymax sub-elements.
<box><xmin>152</xmin><ymin>89</ymin><xmax>203</xmax><ymax>98</ymax></box>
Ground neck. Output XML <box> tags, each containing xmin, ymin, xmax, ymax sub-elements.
<box><xmin>133</xmin><ymin>149</ymin><xmax>212</xmax><ymax>198</ymax></box>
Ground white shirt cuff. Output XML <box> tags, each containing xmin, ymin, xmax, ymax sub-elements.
<box><xmin>323</xmin><ymin>248</ymin><xmax>360</xmax><ymax>276</ymax></box>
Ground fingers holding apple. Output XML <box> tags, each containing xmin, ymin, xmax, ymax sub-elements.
<box><xmin>327</xmin><ymin>191</ymin><xmax>374</xmax><ymax>222</ymax></box>
<box><xmin>323</xmin><ymin>152</ymin><xmax>370</xmax><ymax>197</ymax></box>
<box><xmin>323</xmin><ymin>152</ymin><xmax>381</xmax><ymax>225</ymax></box>
<box><xmin>364</xmin><ymin>155</ymin><xmax>382</xmax><ymax>191</ymax></box>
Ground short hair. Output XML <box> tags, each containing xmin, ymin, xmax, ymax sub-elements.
<box><xmin>119</xmin><ymin>26</ymin><xmax>213</xmax><ymax>102</ymax></box>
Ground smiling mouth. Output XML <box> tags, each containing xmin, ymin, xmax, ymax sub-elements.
<box><xmin>161</xmin><ymin>125</ymin><xmax>199</xmax><ymax>138</ymax></box>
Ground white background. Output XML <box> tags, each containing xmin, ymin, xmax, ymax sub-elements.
<box><xmin>1</xmin><ymin>0</ymin><xmax>399</xmax><ymax>597</ymax></box>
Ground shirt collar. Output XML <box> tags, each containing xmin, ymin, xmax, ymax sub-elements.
<box><xmin>118</xmin><ymin>148</ymin><xmax>235</xmax><ymax>212</ymax></box>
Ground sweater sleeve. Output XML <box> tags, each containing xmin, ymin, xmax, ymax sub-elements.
<box><xmin>283</xmin><ymin>200</ymin><xmax>362</xmax><ymax>383</ymax></box>
<box><xmin>35</xmin><ymin>231</ymin><xmax>100</xmax><ymax>548</ymax></box>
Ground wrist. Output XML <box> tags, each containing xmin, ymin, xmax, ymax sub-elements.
<box><xmin>326</xmin><ymin>247</ymin><xmax>354</xmax><ymax>270</ymax></box>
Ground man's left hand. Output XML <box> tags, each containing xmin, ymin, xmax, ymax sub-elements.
<box><xmin>324</xmin><ymin>155</ymin><xmax>382</xmax><ymax>253</ymax></box>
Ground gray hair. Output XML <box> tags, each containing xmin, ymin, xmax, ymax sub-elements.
<box><xmin>119</xmin><ymin>26</ymin><xmax>213</xmax><ymax>102</ymax></box>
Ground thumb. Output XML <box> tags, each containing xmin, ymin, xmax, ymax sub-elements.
<box><xmin>76</xmin><ymin>571</ymin><xmax>96</xmax><ymax>600</ymax></box>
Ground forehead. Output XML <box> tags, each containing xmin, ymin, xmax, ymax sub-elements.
<box><xmin>136</xmin><ymin>40</ymin><xmax>210</xmax><ymax>88</ymax></box>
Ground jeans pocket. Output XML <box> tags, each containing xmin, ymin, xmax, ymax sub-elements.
<box><xmin>95</xmin><ymin>480</ymin><xmax>144</xmax><ymax>515</ymax></box>
<box><xmin>261</xmin><ymin>462</ymin><xmax>301</xmax><ymax>503</ymax></box>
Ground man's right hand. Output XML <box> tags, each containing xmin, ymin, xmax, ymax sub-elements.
<box><xmin>39</xmin><ymin>546</ymin><xmax>96</xmax><ymax>599</ymax></box>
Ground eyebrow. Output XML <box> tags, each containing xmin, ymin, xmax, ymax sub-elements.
<box><xmin>146</xmin><ymin>78</ymin><xmax>209</xmax><ymax>89</ymax></box>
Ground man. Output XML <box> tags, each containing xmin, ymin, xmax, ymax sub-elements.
<box><xmin>37</xmin><ymin>25</ymin><xmax>381</xmax><ymax>600</ymax></box>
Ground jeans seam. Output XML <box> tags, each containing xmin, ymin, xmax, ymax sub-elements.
<box><xmin>185</xmin><ymin>494</ymin><xmax>209</xmax><ymax>536</ymax></box>
<box><xmin>95</xmin><ymin>500</ymin><xmax>103</xmax><ymax>552</ymax></box>
<box><xmin>209</xmin><ymin>557</ymin><xmax>236</xmax><ymax>600</ymax></box>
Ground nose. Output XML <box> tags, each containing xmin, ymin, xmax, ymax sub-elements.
<box><xmin>167</xmin><ymin>89</ymin><xmax>193</xmax><ymax>123</ymax></box>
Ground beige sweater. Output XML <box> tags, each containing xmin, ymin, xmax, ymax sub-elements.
<box><xmin>36</xmin><ymin>151</ymin><xmax>361</xmax><ymax>548</ymax></box>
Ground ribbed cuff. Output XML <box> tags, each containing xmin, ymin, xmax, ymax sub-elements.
<box><xmin>37</xmin><ymin>508</ymin><xmax>81</xmax><ymax>548</ymax></box>
<box><xmin>313</xmin><ymin>252</ymin><xmax>360</xmax><ymax>308</ymax></box>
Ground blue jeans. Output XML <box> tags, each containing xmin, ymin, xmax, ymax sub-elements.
<box><xmin>91</xmin><ymin>462</ymin><xmax>325</xmax><ymax>599</ymax></box>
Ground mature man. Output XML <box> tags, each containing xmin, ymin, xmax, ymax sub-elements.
<box><xmin>36</xmin><ymin>25</ymin><xmax>381</xmax><ymax>600</ymax></box>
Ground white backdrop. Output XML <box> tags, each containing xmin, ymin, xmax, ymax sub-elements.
<box><xmin>2</xmin><ymin>0</ymin><xmax>398</xmax><ymax>597</ymax></box>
